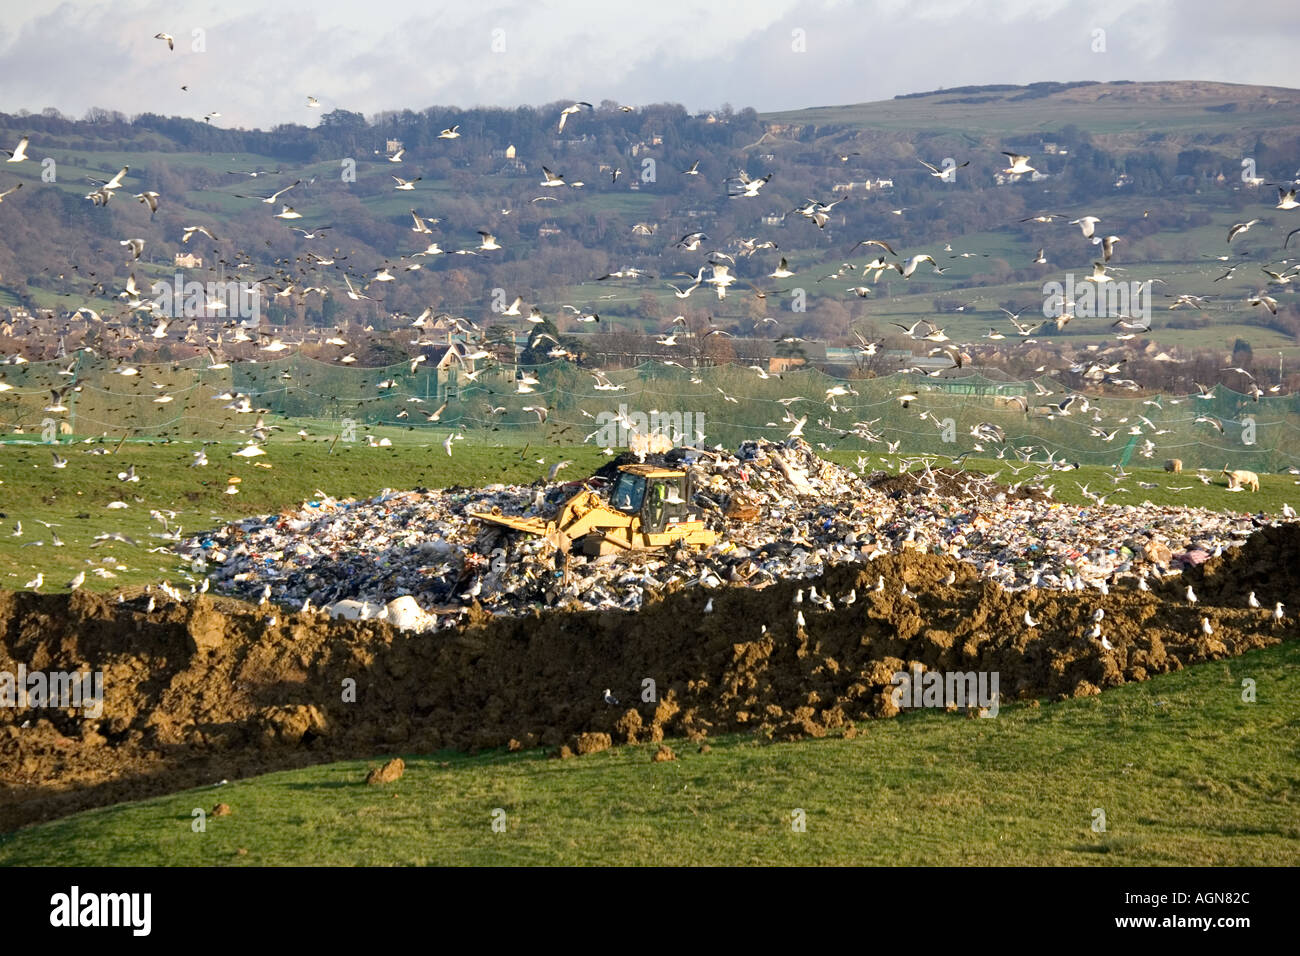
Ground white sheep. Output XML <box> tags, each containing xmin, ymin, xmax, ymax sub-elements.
<box><xmin>1222</xmin><ymin>467</ymin><xmax>1259</xmax><ymax>492</ymax></box>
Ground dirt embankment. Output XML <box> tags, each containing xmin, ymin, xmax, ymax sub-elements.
<box><xmin>1</xmin><ymin>523</ymin><xmax>1296</xmax><ymax>831</ymax></box>
<box><xmin>865</xmin><ymin>467</ymin><xmax>1048</xmax><ymax>500</ymax></box>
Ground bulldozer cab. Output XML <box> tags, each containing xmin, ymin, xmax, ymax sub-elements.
<box><xmin>610</xmin><ymin>470</ymin><xmax>647</xmax><ymax>514</ymax></box>
<box><xmin>610</xmin><ymin>464</ymin><xmax>692</xmax><ymax>535</ymax></box>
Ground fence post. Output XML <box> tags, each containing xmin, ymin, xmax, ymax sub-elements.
<box><xmin>1118</xmin><ymin>431</ymin><xmax>1139</xmax><ymax>468</ymax></box>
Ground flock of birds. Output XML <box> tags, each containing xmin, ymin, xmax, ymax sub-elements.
<box><xmin>2</xmin><ymin>50</ymin><xmax>1297</xmax><ymax>429</ymax></box>
<box><xmin>0</xmin><ymin>37</ymin><xmax>1299</xmax><ymax>589</ymax></box>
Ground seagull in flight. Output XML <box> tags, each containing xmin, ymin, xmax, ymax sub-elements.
<box><xmin>895</xmin><ymin>254</ymin><xmax>937</xmax><ymax>278</ymax></box>
<box><xmin>1227</xmin><ymin>219</ymin><xmax>1261</xmax><ymax>243</ymax></box>
<box><xmin>1247</xmin><ymin>291</ymin><xmax>1279</xmax><ymax>314</ymax></box>
<box><xmin>728</xmin><ymin>170</ymin><xmax>771</xmax><ymax>198</ymax></box>
<box><xmin>557</xmin><ymin>102</ymin><xmax>593</xmax><ymax>132</ymax></box>
<box><xmin>540</xmin><ymin>166</ymin><xmax>568</xmax><ymax>187</ymax></box>
<box><xmin>769</xmin><ymin>257</ymin><xmax>795</xmax><ymax>278</ymax></box>
<box><xmin>4</xmin><ymin>136</ymin><xmax>30</xmax><ymax>163</ymax></box>
<box><xmin>919</xmin><ymin>158</ymin><xmax>968</xmax><ymax>178</ymax></box>
<box><xmin>1071</xmin><ymin>216</ymin><xmax>1101</xmax><ymax>239</ymax></box>
<box><xmin>90</xmin><ymin>165</ymin><xmax>130</xmax><ymax>193</ymax></box>
<box><xmin>237</xmin><ymin>180</ymin><xmax>300</xmax><ymax>204</ymax></box>
<box><xmin>1001</xmin><ymin>152</ymin><xmax>1035</xmax><ymax>175</ymax></box>
<box><xmin>847</xmin><ymin>238</ymin><xmax>897</xmax><ymax>257</ymax></box>
<box><xmin>182</xmin><ymin>225</ymin><xmax>219</xmax><ymax>243</ymax></box>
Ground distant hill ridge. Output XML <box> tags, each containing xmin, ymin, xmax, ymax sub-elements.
<box><xmin>894</xmin><ymin>80</ymin><xmax>1117</xmax><ymax>100</ymax></box>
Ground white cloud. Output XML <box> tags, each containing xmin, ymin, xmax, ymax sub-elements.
<box><xmin>0</xmin><ymin>0</ymin><xmax>1295</xmax><ymax>127</ymax></box>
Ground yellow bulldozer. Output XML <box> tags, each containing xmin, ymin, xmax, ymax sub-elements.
<box><xmin>467</xmin><ymin>463</ymin><xmax>717</xmax><ymax>556</ymax></box>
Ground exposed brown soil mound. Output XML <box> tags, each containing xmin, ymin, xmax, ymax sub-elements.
<box><xmin>1159</xmin><ymin>522</ymin><xmax>1300</xmax><ymax>606</ymax></box>
<box><xmin>866</xmin><ymin>467</ymin><xmax>1047</xmax><ymax>500</ymax></box>
<box><xmin>1</xmin><ymin>525</ymin><xmax>1296</xmax><ymax>831</ymax></box>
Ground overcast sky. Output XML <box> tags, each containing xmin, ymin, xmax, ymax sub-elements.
<box><xmin>2</xmin><ymin>0</ymin><xmax>1298</xmax><ymax>129</ymax></box>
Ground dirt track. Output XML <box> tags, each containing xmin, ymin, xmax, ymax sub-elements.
<box><xmin>1</xmin><ymin>523</ymin><xmax>1296</xmax><ymax>831</ymax></box>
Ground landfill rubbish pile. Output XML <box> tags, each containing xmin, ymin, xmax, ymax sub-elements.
<box><xmin>182</xmin><ymin>439</ymin><xmax>1289</xmax><ymax>629</ymax></box>
<box><xmin>178</xmin><ymin>439</ymin><xmax>1291</xmax><ymax>627</ymax></box>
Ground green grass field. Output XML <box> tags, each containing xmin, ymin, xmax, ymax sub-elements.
<box><xmin>761</xmin><ymin>82</ymin><xmax>1300</xmax><ymax>135</ymax></box>
<box><xmin>2</xmin><ymin>639</ymin><xmax>1294</xmax><ymax>865</ymax></box>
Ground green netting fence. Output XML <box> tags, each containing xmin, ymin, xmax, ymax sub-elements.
<box><xmin>2</xmin><ymin>352</ymin><xmax>1297</xmax><ymax>473</ymax></box>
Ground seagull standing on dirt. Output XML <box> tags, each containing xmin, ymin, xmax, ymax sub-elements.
<box><xmin>1186</xmin><ymin>585</ymin><xmax>1197</xmax><ymax>605</ymax></box>
<box><xmin>602</xmin><ymin>688</ymin><xmax>619</xmax><ymax>706</ymax></box>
